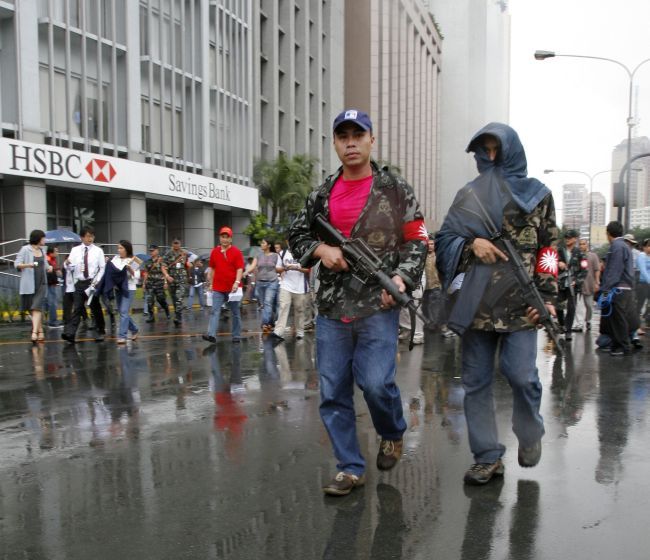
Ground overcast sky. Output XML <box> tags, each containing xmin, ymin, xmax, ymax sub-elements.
<box><xmin>509</xmin><ymin>0</ymin><xmax>650</xmax><ymax>222</ymax></box>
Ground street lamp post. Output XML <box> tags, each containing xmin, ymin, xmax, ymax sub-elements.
<box><xmin>543</xmin><ymin>168</ymin><xmax>612</xmax><ymax>246</ymax></box>
<box><xmin>534</xmin><ymin>50</ymin><xmax>650</xmax><ymax>231</ymax></box>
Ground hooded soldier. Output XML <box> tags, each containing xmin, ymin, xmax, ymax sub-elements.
<box><xmin>435</xmin><ymin>122</ymin><xmax>559</xmax><ymax>486</ymax></box>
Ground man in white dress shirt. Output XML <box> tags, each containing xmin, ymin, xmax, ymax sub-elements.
<box><xmin>62</xmin><ymin>226</ymin><xmax>106</xmax><ymax>343</ymax></box>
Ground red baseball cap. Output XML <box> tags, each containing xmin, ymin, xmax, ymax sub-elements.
<box><xmin>219</xmin><ymin>226</ymin><xmax>233</xmax><ymax>237</ymax></box>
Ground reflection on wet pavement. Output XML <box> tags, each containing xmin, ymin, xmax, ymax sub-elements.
<box><xmin>0</xmin><ymin>313</ymin><xmax>648</xmax><ymax>559</ymax></box>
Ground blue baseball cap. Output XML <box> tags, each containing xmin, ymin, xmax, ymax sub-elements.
<box><xmin>332</xmin><ymin>109</ymin><xmax>373</xmax><ymax>132</ymax></box>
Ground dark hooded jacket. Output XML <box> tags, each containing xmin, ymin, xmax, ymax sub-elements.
<box><xmin>435</xmin><ymin>123</ymin><xmax>559</xmax><ymax>334</ymax></box>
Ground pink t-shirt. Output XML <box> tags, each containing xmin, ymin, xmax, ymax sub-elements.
<box><xmin>329</xmin><ymin>174</ymin><xmax>373</xmax><ymax>237</ymax></box>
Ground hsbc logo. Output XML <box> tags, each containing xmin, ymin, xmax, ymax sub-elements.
<box><xmin>85</xmin><ymin>159</ymin><xmax>116</xmax><ymax>183</ymax></box>
<box><xmin>8</xmin><ymin>143</ymin><xmax>117</xmax><ymax>184</ymax></box>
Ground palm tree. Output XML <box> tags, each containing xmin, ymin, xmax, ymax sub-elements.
<box><xmin>253</xmin><ymin>153</ymin><xmax>317</xmax><ymax>226</ymax></box>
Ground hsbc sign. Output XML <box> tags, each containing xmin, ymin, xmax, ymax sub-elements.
<box><xmin>0</xmin><ymin>138</ymin><xmax>258</xmax><ymax>210</ymax></box>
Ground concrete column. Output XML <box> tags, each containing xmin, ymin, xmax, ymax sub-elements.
<box><xmin>231</xmin><ymin>210</ymin><xmax>251</xmax><ymax>251</ymax></box>
<box><xmin>125</xmin><ymin>0</ymin><xmax>142</xmax><ymax>156</ymax></box>
<box><xmin>183</xmin><ymin>201</ymin><xmax>215</xmax><ymax>255</ymax></box>
<box><xmin>109</xmin><ymin>191</ymin><xmax>147</xmax><ymax>254</ymax></box>
<box><xmin>1</xmin><ymin>179</ymin><xmax>47</xmax><ymax>242</ymax></box>
<box><xmin>15</xmin><ymin>0</ymin><xmax>42</xmax><ymax>142</ymax></box>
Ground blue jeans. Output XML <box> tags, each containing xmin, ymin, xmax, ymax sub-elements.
<box><xmin>256</xmin><ymin>279</ymin><xmax>279</xmax><ymax>326</ymax></box>
<box><xmin>316</xmin><ymin>309</ymin><xmax>406</xmax><ymax>476</ymax></box>
<box><xmin>461</xmin><ymin>329</ymin><xmax>544</xmax><ymax>464</ymax></box>
<box><xmin>207</xmin><ymin>291</ymin><xmax>241</xmax><ymax>340</ymax></box>
<box><xmin>188</xmin><ymin>284</ymin><xmax>204</xmax><ymax>308</ymax></box>
<box><xmin>46</xmin><ymin>285</ymin><xmax>60</xmax><ymax>324</ymax></box>
<box><xmin>116</xmin><ymin>290</ymin><xmax>139</xmax><ymax>340</ymax></box>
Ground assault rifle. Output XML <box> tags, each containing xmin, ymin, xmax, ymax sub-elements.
<box><xmin>462</xmin><ymin>190</ymin><xmax>565</xmax><ymax>356</ymax></box>
<box><xmin>307</xmin><ymin>213</ymin><xmax>427</xmax><ymax>342</ymax></box>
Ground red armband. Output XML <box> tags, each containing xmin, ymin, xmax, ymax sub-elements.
<box><xmin>535</xmin><ymin>247</ymin><xmax>558</xmax><ymax>277</ymax></box>
<box><xmin>402</xmin><ymin>219</ymin><xmax>429</xmax><ymax>242</ymax></box>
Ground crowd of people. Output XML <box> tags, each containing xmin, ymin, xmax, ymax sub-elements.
<box><xmin>11</xmin><ymin>108</ymin><xmax>650</xmax><ymax>496</ymax></box>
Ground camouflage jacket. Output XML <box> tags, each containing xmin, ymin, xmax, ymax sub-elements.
<box><xmin>288</xmin><ymin>162</ymin><xmax>428</xmax><ymax>320</ymax></box>
<box><xmin>558</xmin><ymin>244</ymin><xmax>588</xmax><ymax>295</ymax></box>
<box><xmin>163</xmin><ymin>249</ymin><xmax>189</xmax><ymax>284</ymax></box>
<box><xmin>458</xmin><ymin>194</ymin><xmax>559</xmax><ymax>332</ymax></box>
<box><xmin>143</xmin><ymin>258</ymin><xmax>166</xmax><ymax>288</ymax></box>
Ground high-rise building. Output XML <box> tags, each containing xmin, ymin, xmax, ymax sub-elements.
<box><xmin>590</xmin><ymin>192</ymin><xmax>606</xmax><ymax>226</ymax></box>
<box><xmin>428</xmin><ymin>0</ymin><xmax>511</xmax><ymax>227</ymax></box>
<box><xmin>344</xmin><ymin>0</ymin><xmax>442</xmax><ymax>228</ymax></box>
<box><xmin>611</xmin><ymin>136</ymin><xmax>650</xmax><ymax>224</ymax></box>
<box><xmin>562</xmin><ymin>183</ymin><xmax>587</xmax><ymax>230</ymax></box>
<box><xmin>252</xmin><ymin>0</ymin><xmax>344</xmax><ymax>180</ymax></box>
<box><xmin>0</xmin><ymin>0</ymin><xmax>258</xmax><ymax>254</ymax></box>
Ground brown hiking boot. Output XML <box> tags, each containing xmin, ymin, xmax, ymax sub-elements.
<box><xmin>463</xmin><ymin>459</ymin><xmax>505</xmax><ymax>485</ymax></box>
<box><xmin>322</xmin><ymin>472</ymin><xmax>366</xmax><ymax>496</ymax></box>
<box><xmin>376</xmin><ymin>439</ymin><xmax>403</xmax><ymax>471</ymax></box>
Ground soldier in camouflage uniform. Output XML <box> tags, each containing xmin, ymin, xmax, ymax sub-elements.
<box><xmin>143</xmin><ymin>244</ymin><xmax>170</xmax><ymax>323</ymax></box>
<box><xmin>162</xmin><ymin>238</ymin><xmax>189</xmax><ymax>326</ymax></box>
<box><xmin>289</xmin><ymin>109</ymin><xmax>428</xmax><ymax>497</ymax></box>
<box><xmin>556</xmin><ymin>229</ymin><xmax>587</xmax><ymax>339</ymax></box>
<box><xmin>435</xmin><ymin>123</ymin><xmax>559</xmax><ymax>486</ymax></box>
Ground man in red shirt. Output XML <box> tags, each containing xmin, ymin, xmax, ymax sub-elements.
<box><xmin>203</xmin><ymin>226</ymin><xmax>245</xmax><ymax>343</ymax></box>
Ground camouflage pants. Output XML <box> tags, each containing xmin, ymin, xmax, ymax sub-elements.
<box><xmin>168</xmin><ymin>282</ymin><xmax>186</xmax><ymax>322</ymax></box>
<box><xmin>145</xmin><ymin>285</ymin><xmax>169</xmax><ymax>317</ymax></box>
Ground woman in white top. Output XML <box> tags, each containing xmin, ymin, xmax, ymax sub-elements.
<box><xmin>15</xmin><ymin>229</ymin><xmax>52</xmax><ymax>343</ymax></box>
<box><xmin>111</xmin><ymin>240</ymin><xmax>141</xmax><ymax>344</ymax></box>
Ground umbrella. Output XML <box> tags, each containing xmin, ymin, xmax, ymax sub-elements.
<box><xmin>135</xmin><ymin>253</ymin><xmax>151</xmax><ymax>262</ymax></box>
<box><xmin>44</xmin><ymin>229</ymin><xmax>81</xmax><ymax>244</ymax></box>
<box><xmin>198</xmin><ymin>253</ymin><xmax>210</xmax><ymax>261</ymax></box>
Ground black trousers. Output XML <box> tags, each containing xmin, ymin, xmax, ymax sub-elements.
<box><xmin>64</xmin><ymin>279</ymin><xmax>105</xmax><ymax>337</ymax></box>
<box><xmin>602</xmin><ymin>290</ymin><xmax>637</xmax><ymax>352</ymax></box>
<box><xmin>557</xmin><ymin>289</ymin><xmax>576</xmax><ymax>332</ymax></box>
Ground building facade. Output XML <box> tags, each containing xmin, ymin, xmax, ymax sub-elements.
<box><xmin>562</xmin><ymin>183</ymin><xmax>588</xmax><ymax>230</ymax></box>
<box><xmin>428</xmin><ymin>0</ymin><xmax>511</xmax><ymax>227</ymax></box>
<box><xmin>252</xmin><ymin>0</ymin><xmax>344</xmax><ymax>182</ymax></box>
<box><xmin>590</xmin><ymin>192</ymin><xmax>606</xmax><ymax>227</ymax></box>
<box><xmin>611</xmin><ymin>136</ymin><xmax>650</xmax><ymax>226</ymax></box>
<box><xmin>344</xmin><ymin>0</ymin><xmax>442</xmax><ymax>228</ymax></box>
<box><xmin>0</xmin><ymin>0</ymin><xmax>257</xmax><ymax>255</ymax></box>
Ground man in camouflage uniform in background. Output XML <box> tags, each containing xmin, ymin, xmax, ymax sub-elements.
<box><xmin>289</xmin><ymin>109</ymin><xmax>428</xmax><ymax>496</ymax></box>
<box><xmin>435</xmin><ymin>123</ymin><xmax>559</xmax><ymax>486</ymax></box>
<box><xmin>143</xmin><ymin>244</ymin><xmax>170</xmax><ymax>323</ymax></box>
<box><xmin>162</xmin><ymin>238</ymin><xmax>189</xmax><ymax>327</ymax></box>
<box><xmin>556</xmin><ymin>229</ymin><xmax>587</xmax><ymax>340</ymax></box>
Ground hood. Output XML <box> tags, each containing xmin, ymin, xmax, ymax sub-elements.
<box><xmin>466</xmin><ymin>122</ymin><xmax>550</xmax><ymax>213</ymax></box>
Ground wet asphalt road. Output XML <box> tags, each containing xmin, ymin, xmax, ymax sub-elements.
<box><xmin>0</xmin><ymin>306</ymin><xmax>648</xmax><ymax>560</ymax></box>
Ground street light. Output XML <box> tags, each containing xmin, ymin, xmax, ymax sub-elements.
<box><xmin>543</xmin><ymin>169</ymin><xmax>612</xmax><ymax>245</ymax></box>
<box><xmin>534</xmin><ymin>50</ymin><xmax>650</xmax><ymax>230</ymax></box>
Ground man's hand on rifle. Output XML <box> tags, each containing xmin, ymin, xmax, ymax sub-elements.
<box><xmin>526</xmin><ymin>304</ymin><xmax>556</xmax><ymax>327</ymax></box>
<box><xmin>314</xmin><ymin>244</ymin><xmax>349</xmax><ymax>272</ymax></box>
<box><xmin>472</xmin><ymin>238</ymin><xmax>509</xmax><ymax>264</ymax></box>
<box><xmin>380</xmin><ymin>275</ymin><xmax>406</xmax><ymax>309</ymax></box>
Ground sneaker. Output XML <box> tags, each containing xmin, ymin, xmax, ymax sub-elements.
<box><xmin>518</xmin><ymin>440</ymin><xmax>542</xmax><ymax>467</ymax></box>
<box><xmin>571</xmin><ymin>326</ymin><xmax>583</xmax><ymax>333</ymax></box>
<box><xmin>376</xmin><ymin>439</ymin><xmax>403</xmax><ymax>471</ymax></box>
<box><xmin>322</xmin><ymin>472</ymin><xmax>366</xmax><ymax>496</ymax></box>
<box><xmin>610</xmin><ymin>347</ymin><xmax>628</xmax><ymax>356</ymax></box>
<box><xmin>412</xmin><ymin>334</ymin><xmax>424</xmax><ymax>345</ymax></box>
<box><xmin>202</xmin><ymin>334</ymin><xmax>217</xmax><ymax>344</ymax></box>
<box><xmin>130</xmin><ymin>331</ymin><xmax>139</xmax><ymax>341</ymax></box>
<box><xmin>116</xmin><ymin>338</ymin><xmax>127</xmax><ymax>345</ymax></box>
<box><xmin>296</xmin><ymin>331</ymin><xmax>304</xmax><ymax>339</ymax></box>
<box><xmin>47</xmin><ymin>323</ymin><xmax>63</xmax><ymax>329</ymax></box>
<box><xmin>463</xmin><ymin>459</ymin><xmax>505</xmax><ymax>485</ymax></box>
<box><xmin>632</xmin><ymin>338</ymin><xmax>643</xmax><ymax>350</ymax></box>
<box><xmin>441</xmin><ymin>328</ymin><xmax>457</xmax><ymax>338</ymax></box>
<box><xmin>564</xmin><ymin>333</ymin><xmax>573</xmax><ymax>341</ymax></box>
